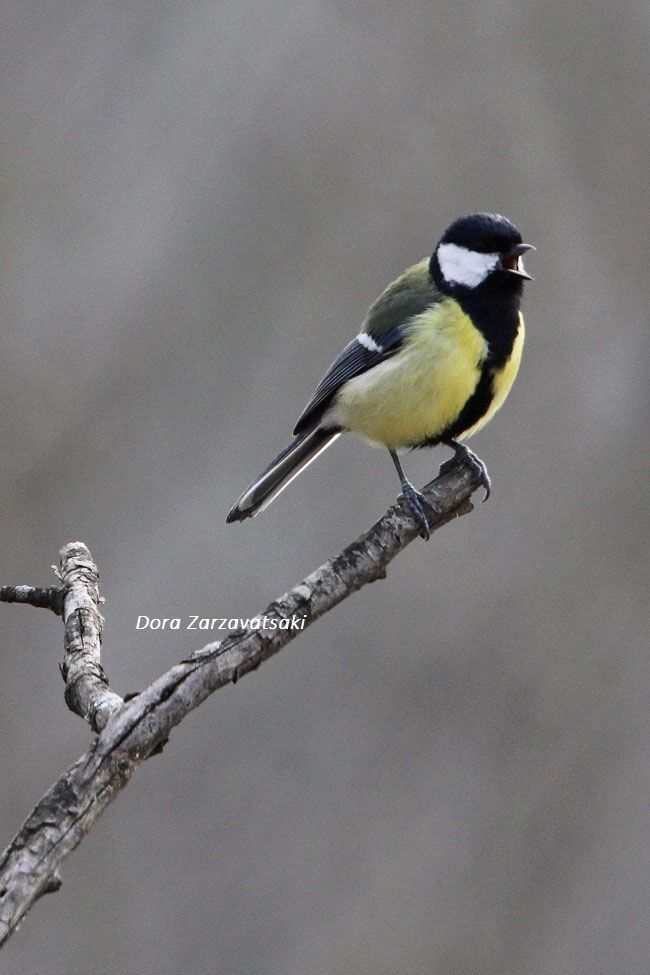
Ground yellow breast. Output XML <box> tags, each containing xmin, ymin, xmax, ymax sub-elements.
<box><xmin>460</xmin><ymin>313</ymin><xmax>525</xmax><ymax>440</ymax></box>
<box><xmin>334</xmin><ymin>299</ymin><xmax>489</xmax><ymax>449</ymax></box>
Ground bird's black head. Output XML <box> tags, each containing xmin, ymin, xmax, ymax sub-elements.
<box><xmin>430</xmin><ymin>212</ymin><xmax>534</xmax><ymax>300</ymax></box>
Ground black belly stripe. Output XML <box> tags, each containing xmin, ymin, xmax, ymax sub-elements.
<box><xmin>416</xmin><ymin>297</ymin><xmax>521</xmax><ymax>449</ymax></box>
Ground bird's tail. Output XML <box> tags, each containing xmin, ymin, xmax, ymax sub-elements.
<box><xmin>226</xmin><ymin>427</ymin><xmax>341</xmax><ymax>523</ymax></box>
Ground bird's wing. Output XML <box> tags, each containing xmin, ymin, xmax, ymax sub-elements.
<box><xmin>293</xmin><ymin>266</ymin><xmax>442</xmax><ymax>436</ymax></box>
<box><xmin>293</xmin><ymin>326</ymin><xmax>405</xmax><ymax>435</ymax></box>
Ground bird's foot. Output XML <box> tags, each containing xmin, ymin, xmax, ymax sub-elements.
<box><xmin>440</xmin><ymin>443</ymin><xmax>491</xmax><ymax>501</ymax></box>
<box><xmin>399</xmin><ymin>482</ymin><xmax>438</xmax><ymax>540</ymax></box>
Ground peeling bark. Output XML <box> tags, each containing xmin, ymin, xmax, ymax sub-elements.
<box><xmin>0</xmin><ymin>460</ymin><xmax>479</xmax><ymax>948</ymax></box>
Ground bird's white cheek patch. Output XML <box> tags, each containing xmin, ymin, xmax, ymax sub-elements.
<box><xmin>437</xmin><ymin>242</ymin><xmax>499</xmax><ymax>287</ymax></box>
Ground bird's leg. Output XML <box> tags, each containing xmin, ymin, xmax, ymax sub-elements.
<box><xmin>389</xmin><ymin>449</ymin><xmax>437</xmax><ymax>540</ymax></box>
<box><xmin>440</xmin><ymin>439</ymin><xmax>491</xmax><ymax>501</ymax></box>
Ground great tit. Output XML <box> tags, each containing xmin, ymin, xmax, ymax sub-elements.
<box><xmin>226</xmin><ymin>212</ymin><xmax>534</xmax><ymax>538</ymax></box>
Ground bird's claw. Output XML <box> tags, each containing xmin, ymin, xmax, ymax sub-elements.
<box><xmin>440</xmin><ymin>444</ymin><xmax>491</xmax><ymax>501</ymax></box>
<box><xmin>399</xmin><ymin>483</ymin><xmax>439</xmax><ymax>540</ymax></box>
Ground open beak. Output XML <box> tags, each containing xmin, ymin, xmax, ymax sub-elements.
<box><xmin>499</xmin><ymin>242</ymin><xmax>535</xmax><ymax>280</ymax></box>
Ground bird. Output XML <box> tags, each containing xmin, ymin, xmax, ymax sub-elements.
<box><xmin>226</xmin><ymin>212</ymin><xmax>534</xmax><ymax>538</ymax></box>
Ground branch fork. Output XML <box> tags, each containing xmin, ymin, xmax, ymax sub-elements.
<box><xmin>2</xmin><ymin>543</ymin><xmax>123</xmax><ymax>732</ymax></box>
<box><xmin>0</xmin><ymin>458</ymin><xmax>482</xmax><ymax>948</ymax></box>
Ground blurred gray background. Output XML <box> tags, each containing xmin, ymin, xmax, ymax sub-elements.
<box><xmin>0</xmin><ymin>1</ymin><xmax>648</xmax><ymax>973</ymax></box>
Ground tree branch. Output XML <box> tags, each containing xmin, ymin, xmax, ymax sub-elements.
<box><xmin>0</xmin><ymin>460</ymin><xmax>480</xmax><ymax>948</ymax></box>
<box><xmin>57</xmin><ymin>543</ymin><xmax>124</xmax><ymax>732</ymax></box>
<box><xmin>1</xmin><ymin>544</ymin><xmax>124</xmax><ymax>732</ymax></box>
<box><xmin>0</xmin><ymin>585</ymin><xmax>62</xmax><ymax>614</ymax></box>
